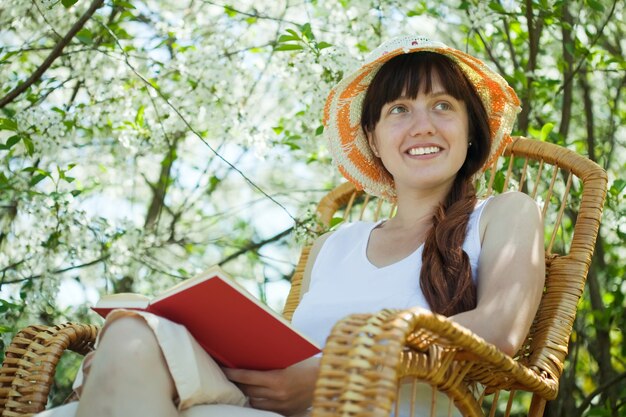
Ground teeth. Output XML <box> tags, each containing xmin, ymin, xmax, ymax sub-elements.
<box><xmin>408</xmin><ymin>146</ymin><xmax>440</xmax><ymax>156</ymax></box>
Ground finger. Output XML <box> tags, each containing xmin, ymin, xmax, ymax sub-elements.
<box><xmin>236</xmin><ymin>383</ymin><xmax>282</xmax><ymax>400</ymax></box>
<box><xmin>248</xmin><ymin>397</ymin><xmax>287</xmax><ymax>413</ymax></box>
<box><xmin>223</xmin><ymin>368</ymin><xmax>272</xmax><ymax>385</ymax></box>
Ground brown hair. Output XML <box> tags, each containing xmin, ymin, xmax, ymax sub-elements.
<box><xmin>361</xmin><ymin>52</ymin><xmax>491</xmax><ymax>316</ymax></box>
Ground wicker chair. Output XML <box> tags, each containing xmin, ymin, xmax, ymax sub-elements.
<box><xmin>0</xmin><ymin>137</ymin><xmax>607</xmax><ymax>417</ymax></box>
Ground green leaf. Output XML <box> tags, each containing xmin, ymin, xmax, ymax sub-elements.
<box><xmin>0</xmin><ymin>325</ymin><xmax>14</xmax><ymax>333</ymax></box>
<box><xmin>488</xmin><ymin>1</ymin><xmax>506</xmax><ymax>13</ymax></box>
<box><xmin>224</xmin><ymin>5</ymin><xmax>237</xmax><ymax>17</ymax></box>
<box><xmin>286</xmin><ymin>29</ymin><xmax>300</xmax><ymax>39</ymax></box>
<box><xmin>22</xmin><ymin>136</ymin><xmax>34</xmax><ymax>156</ymax></box>
<box><xmin>0</xmin><ymin>299</ymin><xmax>19</xmax><ymax>314</ymax></box>
<box><xmin>609</xmin><ymin>179</ymin><xmax>625</xmax><ymax>197</ymax></box>
<box><xmin>458</xmin><ymin>0</ymin><xmax>472</xmax><ymax>10</ymax></box>
<box><xmin>5</xmin><ymin>135</ymin><xmax>21</xmax><ymax>149</ymax></box>
<box><xmin>30</xmin><ymin>173</ymin><xmax>48</xmax><ymax>186</ymax></box>
<box><xmin>540</xmin><ymin>122</ymin><xmax>554</xmax><ymax>141</ymax></box>
<box><xmin>274</xmin><ymin>44</ymin><xmax>304</xmax><ymax>51</ymax></box>
<box><xmin>0</xmin><ymin>118</ymin><xmax>17</xmax><ymax>131</ymax></box>
<box><xmin>330</xmin><ymin>217</ymin><xmax>344</xmax><ymax>229</ymax></box>
<box><xmin>62</xmin><ymin>0</ymin><xmax>79</xmax><ymax>7</ymax></box>
<box><xmin>300</xmin><ymin>23</ymin><xmax>314</xmax><ymax>41</ymax></box>
<box><xmin>315</xmin><ymin>125</ymin><xmax>324</xmax><ymax>136</ymax></box>
<box><xmin>76</xmin><ymin>28</ymin><xmax>93</xmax><ymax>45</ymax></box>
<box><xmin>278</xmin><ymin>34</ymin><xmax>299</xmax><ymax>42</ymax></box>
<box><xmin>112</xmin><ymin>0</ymin><xmax>136</xmax><ymax>8</ymax></box>
<box><xmin>0</xmin><ymin>51</ymin><xmax>18</xmax><ymax>63</ymax></box>
<box><xmin>317</xmin><ymin>41</ymin><xmax>332</xmax><ymax>50</ymax></box>
<box><xmin>586</xmin><ymin>0</ymin><xmax>605</xmax><ymax>12</ymax></box>
<box><xmin>208</xmin><ymin>175</ymin><xmax>221</xmax><ymax>193</ymax></box>
<box><xmin>135</xmin><ymin>105</ymin><xmax>145</xmax><ymax>128</ymax></box>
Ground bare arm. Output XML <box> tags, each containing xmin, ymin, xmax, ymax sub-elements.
<box><xmin>224</xmin><ymin>356</ymin><xmax>320</xmax><ymax>415</ymax></box>
<box><xmin>450</xmin><ymin>192</ymin><xmax>545</xmax><ymax>356</ymax></box>
<box><xmin>223</xmin><ymin>233</ymin><xmax>332</xmax><ymax>414</ymax></box>
<box><xmin>299</xmin><ymin>232</ymin><xmax>333</xmax><ymax>299</ymax></box>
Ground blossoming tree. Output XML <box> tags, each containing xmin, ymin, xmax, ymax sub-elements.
<box><xmin>0</xmin><ymin>1</ymin><xmax>624</xmax><ymax>415</ymax></box>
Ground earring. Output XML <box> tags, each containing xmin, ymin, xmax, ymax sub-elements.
<box><xmin>468</xmin><ymin>141</ymin><xmax>473</xmax><ymax>147</ymax></box>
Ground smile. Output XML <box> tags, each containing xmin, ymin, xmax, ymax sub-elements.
<box><xmin>407</xmin><ymin>146</ymin><xmax>441</xmax><ymax>156</ymax></box>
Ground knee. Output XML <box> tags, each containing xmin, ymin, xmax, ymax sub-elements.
<box><xmin>91</xmin><ymin>316</ymin><xmax>161</xmax><ymax>372</ymax></box>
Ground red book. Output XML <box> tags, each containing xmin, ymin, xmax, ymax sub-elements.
<box><xmin>92</xmin><ymin>265</ymin><xmax>320</xmax><ymax>370</ymax></box>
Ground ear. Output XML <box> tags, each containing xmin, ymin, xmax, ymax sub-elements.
<box><xmin>367</xmin><ymin>131</ymin><xmax>381</xmax><ymax>158</ymax></box>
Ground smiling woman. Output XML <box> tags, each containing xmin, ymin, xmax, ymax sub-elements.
<box><xmin>292</xmin><ymin>35</ymin><xmax>544</xmax><ymax>416</ymax></box>
<box><xmin>33</xmin><ymin>35</ymin><xmax>544</xmax><ymax>417</ymax></box>
<box><xmin>359</xmin><ymin>51</ymin><xmax>489</xmax><ymax>316</ymax></box>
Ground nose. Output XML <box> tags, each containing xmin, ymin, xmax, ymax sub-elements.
<box><xmin>409</xmin><ymin>109</ymin><xmax>436</xmax><ymax>136</ymax></box>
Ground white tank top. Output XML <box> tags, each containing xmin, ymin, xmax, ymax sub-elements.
<box><xmin>292</xmin><ymin>197</ymin><xmax>491</xmax><ymax>348</ymax></box>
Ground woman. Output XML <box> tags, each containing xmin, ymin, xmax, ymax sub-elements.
<box><xmin>37</xmin><ymin>35</ymin><xmax>544</xmax><ymax>417</ymax></box>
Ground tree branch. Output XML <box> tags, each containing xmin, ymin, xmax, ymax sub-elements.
<box><xmin>474</xmin><ymin>29</ymin><xmax>507</xmax><ymax>76</ymax></box>
<box><xmin>32</xmin><ymin>0</ymin><xmax>63</xmax><ymax>40</ymax></box>
<box><xmin>502</xmin><ymin>18</ymin><xmax>519</xmax><ymax>69</ymax></box>
<box><xmin>0</xmin><ymin>255</ymin><xmax>109</xmax><ymax>285</ymax></box>
<box><xmin>518</xmin><ymin>0</ymin><xmax>543</xmax><ymax>133</ymax></box>
<box><xmin>98</xmin><ymin>19</ymin><xmax>298</xmax><ymax>223</ymax></box>
<box><xmin>202</xmin><ymin>0</ymin><xmax>303</xmax><ymax>27</ymax></box>
<box><xmin>558</xmin><ymin>2</ymin><xmax>574</xmax><ymax>140</ymax></box>
<box><xmin>553</xmin><ymin>0</ymin><xmax>618</xmax><ymax>98</ymax></box>
<box><xmin>0</xmin><ymin>0</ymin><xmax>104</xmax><ymax>109</ymax></box>
<box><xmin>580</xmin><ymin>66</ymin><xmax>597</xmax><ymax>162</ymax></box>
<box><xmin>575</xmin><ymin>371</ymin><xmax>626</xmax><ymax>417</ymax></box>
<box><xmin>603</xmin><ymin>73</ymin><xmax>626</xmax><ymax>171</ymax></box>
<box><xmin>144</xmin><ymin>137</ymin><xmax>180</xmax><ymax>230</ymax></box>
<box><xmin>218</xmin><ymin>227</ymin><xmax>294</xmax><ymax>266</ymax></box>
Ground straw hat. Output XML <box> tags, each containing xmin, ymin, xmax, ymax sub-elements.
<box><xmin>323</xmin><ymin>35</ymin><xmax>521</xmax><ymax>200</ymax></box>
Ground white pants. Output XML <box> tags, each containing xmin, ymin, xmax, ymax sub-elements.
<box><xmin>34</xmin><ymin>309</ymin><xmax>296</xmax><ymax>417</ymax></box>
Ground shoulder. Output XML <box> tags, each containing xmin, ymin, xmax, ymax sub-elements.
<box><xmin>486</xmin><ymin>191</ymin><xmax>539</xmax><ymax>210</ymax></box>
<box><xmin>309</xmin><ymin>231</ymin><xmax>334</xmax><ymax>256</ymax></box>
<box><xmin>312</xmin><ymin>220</ymin><xmax>377</xmax><ymax>250</ymax></box>
<box><xmin>480</xmin><ymin>191</ymin><xmax>542</xmax><ymax>243</ymax></box>
<box><xmin>482</xmin><ymin>191</ymin><xmax>540</xmax><ymax>226</ymax></box>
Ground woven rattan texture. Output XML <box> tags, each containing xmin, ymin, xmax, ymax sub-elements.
<box><xmin>0</xmin><ymin>323</ymin><xmax>98</xmax><ymax>417</ymax></box>
<box><xmin>0</xmin><ymin>137</ymin><xmax>607</xmax><ymax>417</ymax></box>
<box><xmin>300</xmin><ymin>137</ymin><xmax>607</xmax><ymax>416</ymax></box>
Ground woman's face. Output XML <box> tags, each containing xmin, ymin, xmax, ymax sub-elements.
<box><xmin>367</xmin><ymin>75</ymin><xmax>469</xmax><ymax>195</ymax></box>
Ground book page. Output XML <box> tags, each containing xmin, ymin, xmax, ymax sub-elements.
<box><xmin>94</xmin><ymin>292</ymin><xmax>150</xmax><ymax>309</ymax></box>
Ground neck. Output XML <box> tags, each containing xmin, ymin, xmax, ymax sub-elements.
<box><xmin>389</xmin><ymin>182</ymin><xmax>453</xmax><ymax>228</ymax></box>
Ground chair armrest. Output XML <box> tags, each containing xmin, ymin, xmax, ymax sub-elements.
<box><xmin>0</xmin><ymin>323</ymin><xmax>99</xmax><ymax>417</ymax></box>
<box><xmin>312</xmin><ymin>308</ymin><xmax>556</xmax><ymax>417</ymax></box>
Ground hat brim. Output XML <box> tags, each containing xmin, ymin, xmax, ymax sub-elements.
<box><xmin>323</xmin><ymin>36</ymin><xmax>521</xmax><ymax>200</ymax></box>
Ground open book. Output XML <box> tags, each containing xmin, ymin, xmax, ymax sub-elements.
<box><xmin>92</xmin><ymin>265</ymin><xmax>320</xmax><ymax>370</ymax></box>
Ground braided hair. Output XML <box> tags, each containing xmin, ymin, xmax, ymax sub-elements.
<box><xmin>361</xmin><ymin>52</ymin><xmax>491</xmax><ymax>316</ymax></box>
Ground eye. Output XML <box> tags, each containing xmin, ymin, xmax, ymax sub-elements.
<box><xmin>389</xmin><ymin>104</ymin><xmax>408</xmax><ymax>114</ymax></box>
<box><xmin>433</xmin><ymin>101</ymin><xmax>452</xmax><ymax>111</ymax></box>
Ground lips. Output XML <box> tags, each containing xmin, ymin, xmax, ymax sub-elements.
<box><xmin>406</xmin><ymin>145</ymin><xmax>442</xmax><ymax>156</ymax></box>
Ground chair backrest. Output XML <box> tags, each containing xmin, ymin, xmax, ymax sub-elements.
<box><xmin>282</xmin><ymin>136</ymin><xmax>607</xmax><ymax>409</ymax></box>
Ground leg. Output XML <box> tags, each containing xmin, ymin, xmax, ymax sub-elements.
<box><xmin>75</xmin><ymin>316</ymin><xmax>178</xmax><ymax>417</ymax></box>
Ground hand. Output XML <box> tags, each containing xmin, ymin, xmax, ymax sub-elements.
<box><xmin>223</xmin><ymin>356</ymin><xmax>320</xmax><ymax>416</ymax></box>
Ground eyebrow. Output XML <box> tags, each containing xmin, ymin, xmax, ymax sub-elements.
<box><xmin>395</xmin><ymin>91</ymin><xmax>454</xmax><ymax>100</ymax></box>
